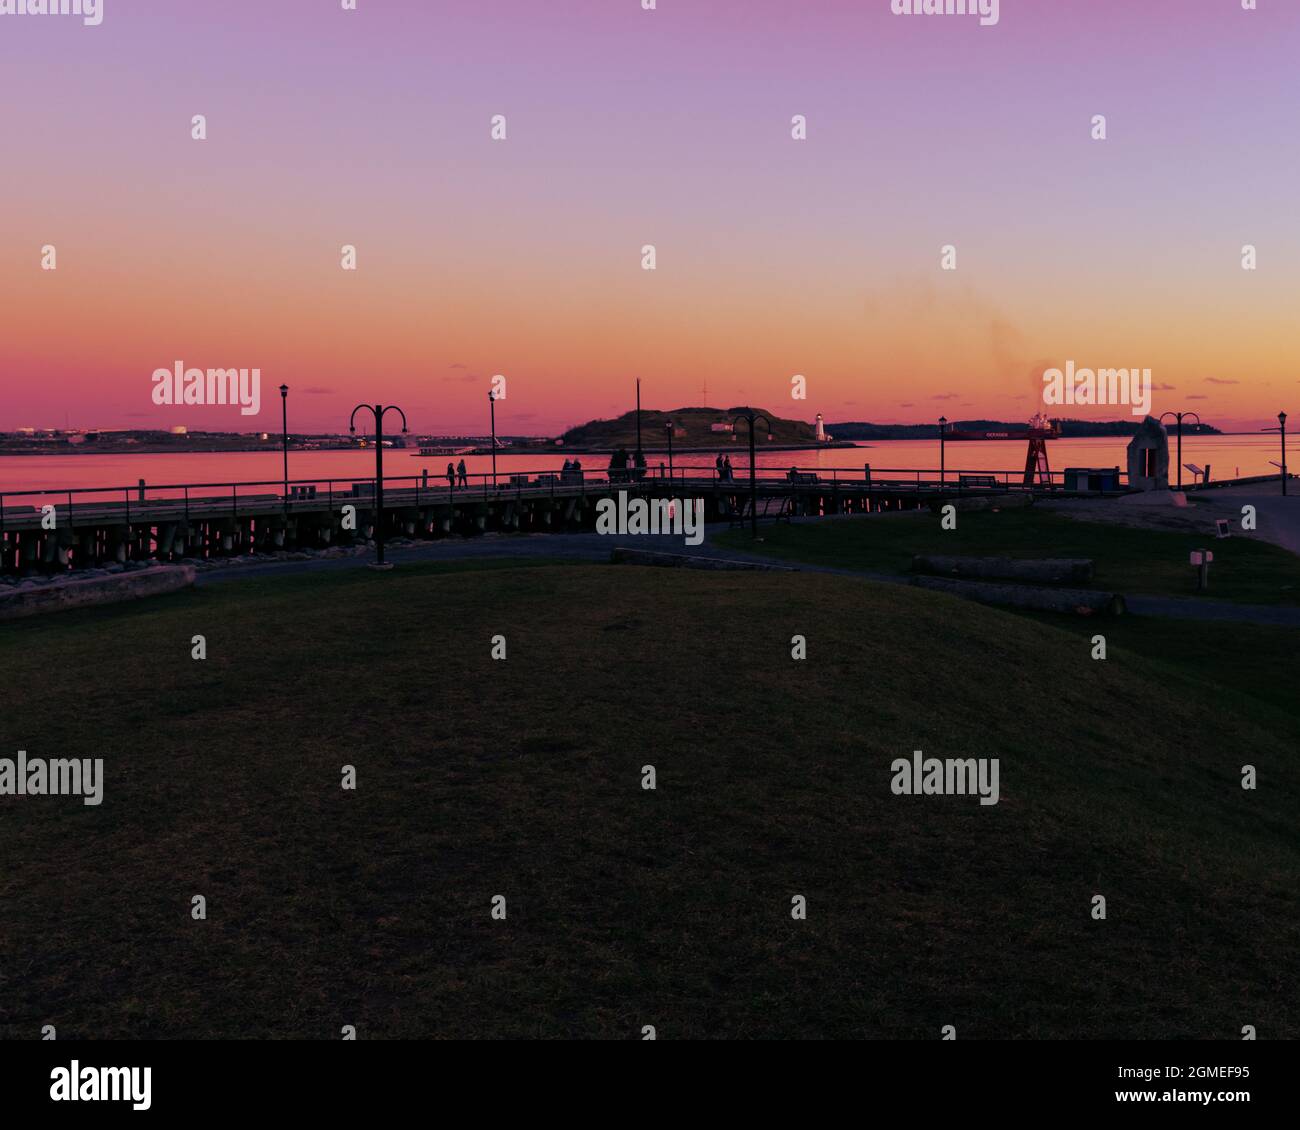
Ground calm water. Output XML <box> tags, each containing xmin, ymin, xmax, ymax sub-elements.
<box><xmin>0</xmin><ymin>434</ymin><xmax>1284</xmax><ymax>499</ymax></box>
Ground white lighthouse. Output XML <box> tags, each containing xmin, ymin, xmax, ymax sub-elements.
<box><xmin>814</xmin><ymin>413</ymin><xmax>827</xmax><ymax>442</ymax></box>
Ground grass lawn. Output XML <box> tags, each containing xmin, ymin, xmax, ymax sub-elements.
<box><xmin>714</xmin><ymin>508</ymin><xmax>1300</xmax><ymax>605</ymax></box>
<box><xmin>0</xmin><ymin>560</ymin><xmax>1296</xmax><ymax>1039</ymax></box>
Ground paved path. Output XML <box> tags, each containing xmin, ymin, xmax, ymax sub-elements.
<box><xmin>1124</xmin><ymin>594</ymin><xmax>1300</xmax><ymax>626</ymax></box>
<box><xmin>1045</xmin><ymin>484</ymin><xmax>1300</xmax><ymax>556</ymax></box>
<box><xmin>1192</xmin><ymin>486</ymin><xmax>1300</xmax><ymax>556</ymax></box>
<box><xmin>197</xmin><ymin>523</ymin><xmax>1300</xmax><ymax>627</ymax></box>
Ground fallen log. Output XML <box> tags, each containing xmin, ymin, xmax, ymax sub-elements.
<box><xmin>0</xmin><ymin>566</ymin><xmax>196</xmax><ymax>622</ymax></box>
<box><xmin>912</xmin><ymin>575</ymin><xmax>1124</xmax><ymax>616</ymax></box>
<box><xmin>912</xmin><ymin>554</ymin><xmax>1094</xmax><ymax>585</ymax></box>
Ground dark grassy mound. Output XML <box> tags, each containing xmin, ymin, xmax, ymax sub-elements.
<box><xmin>0</xmin><ymin>561</ymin><xmax>1294</xmax><ymax>1038</ymax></box>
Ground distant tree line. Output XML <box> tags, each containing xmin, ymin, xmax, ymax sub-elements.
<box><xmin>828</xmin><ymin>418</ymin><xmax>1221</xmax><ymax>440</ymax></box>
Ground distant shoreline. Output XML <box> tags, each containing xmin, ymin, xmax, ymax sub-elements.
<box><xmin>0</xmin><ymin>441</ymin><xmax>862</xmax><ymax>458</ymax></box>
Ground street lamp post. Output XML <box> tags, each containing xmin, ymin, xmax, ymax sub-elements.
<box><xmin>665</xmin><ymin>421</ymin><xmax>675</xmax><ymax>481</ymax></box>
<box><xmin>349</xmin><ymin>402</ymin><xmax>409</xmax><ymax>568</ymax></box>
<box><xmin>279</xmin><ymin>384</ymin><xmax>290</xmax><ymax>507</ymax></box>
<box><xmin>1261</xmin><ymin>411</ymin><xmax>1288</xmax><ymax>496</ymax></box>
<box><xmin>635</xmin><ymin>378</ymin><xmax>643</xmax><ymax>457</ymax></box>
<box><xmin>938</xmin><ymin>416</ymin><xmax>947</xmax><ymax>485</ymax></box>
<box><xmin>1159</xmin><ymin>410</ymin><xmax>1201</xmax><ymax>490</ymax></box>
<box><xmin>732</xmin><ymin>410</ymin><xmax>772</xmax><ymax>538</ymax></box>
<box><xmin>488</xmin><ymin>390</ymin><xmax>498</xmax><ymax>488</ymax></box>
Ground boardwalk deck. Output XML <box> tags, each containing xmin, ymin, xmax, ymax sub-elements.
<box><xmin>0</xmin><ymin>465</ymin><xmax>1285</xmax><ymax>575</ymax></box>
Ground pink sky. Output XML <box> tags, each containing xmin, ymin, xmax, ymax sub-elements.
<box><xmin>1</xmin><ymin>0</ymin><xmax>1298</xmax><ymax>434</ymax></box>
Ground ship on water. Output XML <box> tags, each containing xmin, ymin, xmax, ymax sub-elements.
<box><xmin>944</xmin><ymin>415</ymin><xmax>1060</xmax><ymax>441</ymax></box>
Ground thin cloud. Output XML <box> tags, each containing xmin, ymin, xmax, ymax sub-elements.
<box><xmin>1205</xmin><ymin>378</ymin><xmax>1238</xmax><ymax>385</ymax></box>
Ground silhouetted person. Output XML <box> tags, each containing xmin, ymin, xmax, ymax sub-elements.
<box><xmin>457</xmin><ymin>459</ymin><xmax>468</xmax><ymax>487</ymax></box>
<box><xmin>446</xmin><ymin>462</ymin><xmax>456</xmax><ymax>489</ymax></box>
<box><xmin>610</xmin><ymin>446</ymin><xmax>629</xmax><ymax>483</ymax></box>
<box><xmin>633</xmin><ymin>449</ymin><xmax>647</xmax><ymax>481</ymax></box>
<box><xmin>715</xmin><ymin>453</ymin><xmax>724</xmax><ymax>478</ymax></box>
<box><xmin>723</xmin><ymin>455</ymin><xmax>734</xmax><ymax>481</ymax></box>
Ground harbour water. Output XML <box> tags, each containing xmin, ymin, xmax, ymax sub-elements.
<box><xmin>0</xmin><ymin>434</ymin><xmax>1285</xmax><ymax>498</ymax></box>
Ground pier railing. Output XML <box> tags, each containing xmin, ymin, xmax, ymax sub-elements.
<box><xmin>0</xmin><ymin>463</ymin><xmax>1119</xmax><ymax>529</ymax></box>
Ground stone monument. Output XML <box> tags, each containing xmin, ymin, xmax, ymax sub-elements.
<box><xmin>1126</xmin><ymin>415</ymin><xmax>1169</xmax><ymax>490</ymax></box>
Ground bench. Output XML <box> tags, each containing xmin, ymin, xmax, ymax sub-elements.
<box><xmin>958</xmin><ymin>475</ymin><xmax>999</xmax><ymax>488</ymax></box>
<box><xmin>788</xmin><ymin>473</ymin><xmax>819</xmax><ymax>485</ymax></box>
<box><xmin>729</xmin><ymin>494</ymin><xmax>793</xmax><ymax>527</ymax></box>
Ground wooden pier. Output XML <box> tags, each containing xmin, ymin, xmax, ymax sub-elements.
<box><xmin>0</xmin><ymin>464</ymin><xmax>1135</xmax><ymax>576</ymax></box>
